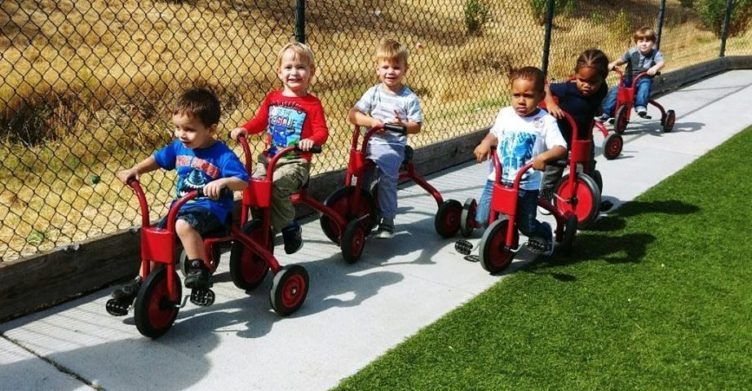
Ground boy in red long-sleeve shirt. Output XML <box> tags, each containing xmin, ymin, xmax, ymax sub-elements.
<box><xmin>231</xmin><ymin>42</ymin><xmax>329</xmax><ymax>254</ymax></box>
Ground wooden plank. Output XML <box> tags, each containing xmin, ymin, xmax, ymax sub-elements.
<box><xmin>0</xmin><ymin>230</ymin><xmax>140</xmax><ymax>322</ymax></box>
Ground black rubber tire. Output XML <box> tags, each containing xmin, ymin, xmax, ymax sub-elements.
<box><xmin>340</xmin><ymin>219</ymin><xmax>366</xmax><ymax>264</ymax></box>
<box><xmin>460</xmin><ymin>198</ymin><xmax>478</xmax><ymax>238</ymax></box>
<box><xmin>663</xmin><ymin>109</ymin><xmax>676</xmax><ymax>132</ymax></box>
<box><xmin>602</xmin><ymin>133</ymin><xmax>623</xmax><ymax>160</ymax></box>
<box><xmin>319</xmin><ymin>186</ymin><xmax>378</xmax><ymax>244</ymax></box>
<box><xmin>270</xmin><ymin>265</ymin><xmax>309</xmax><ymax>316</ymax></box>
<box><xmin>134</xmin><ymin>267</ymin><xmax>181</xmax><ymax>339</ymax></box>
<box><xmin>614</xmin><ymin>105</ymin><xmax>628</xmax><ymax>134</ymax></box>
<box><xmin>434</xmin><ymin>199</ymin><xmax>462</xmax><ymax>238</ymax></box>
<box><xmin>554</xmin><ymin>173</ymin><xmax>602</xmax><ymax>229</ymax></box>
<box><xmin>592</xmin><ymin>169</ymin><xmax>603</xmax><ymax>195</ymax></box>
<box><xmin>479</xmin><ymin>218</ymin><xmax>517</xmax><ymax>274</ymax></box>
<box><xmin>557</xmin><ymin>215</ymin><xmax>578</xmax><ymax>255</ymax></box>
<box><xmin>229</xmin><ymin>221</ymin><xmax>271</xmax><ymax>291</ymax></box>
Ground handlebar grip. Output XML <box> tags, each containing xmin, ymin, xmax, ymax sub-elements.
<box><xmin>307</xmin><ymin>145</ymin><xmax>323</xmax><ymax>153</ymax></box>
<box><xmin>383</xmin><ymin>123</ymin><xmax>407</xmax><ymax>134</ymax></box>
<box><xmin>195</xmin><ymin>187</ymin><xmax>233</xmax><ymax>198</ymax></box>
<box><xmin>548</xmin><ymin>159</ymin><xmax>568</xmax><ymax>168</ymax></box>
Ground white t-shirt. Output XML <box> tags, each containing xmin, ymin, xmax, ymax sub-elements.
<box><xmin>354</xmin><ymin>84</ymin><xmax>423</xmax><ymax>146</ymax></box>
<box><xmin>486</xmin><ymin>106</ymin><xmax>566</xmax><ymax>190</ymax></box>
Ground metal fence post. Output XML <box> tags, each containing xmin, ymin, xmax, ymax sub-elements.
<box><xmin>719</xmin><ymin>0</ymin><xmax>734</xmax><ymax>57</ymax></box>
<box><xmin>656</xmin><ymin>0</ymin><xmax>666</xmax><ymax>51</ymax></box>
<box><xmin>295</xmin><ymin>0</ymin><xmax>306</xmax><ymax>43</ymax></box>
<box><xmin>541</xmin><ymin>0</ymin><xmax>555</xmax><ymax>76</ymax></box>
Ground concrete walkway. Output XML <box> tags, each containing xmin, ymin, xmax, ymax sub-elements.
<box><xmin>2</xmin><ymin>70</ymin><xmax>751</xmax><ymax>391</ymax></box>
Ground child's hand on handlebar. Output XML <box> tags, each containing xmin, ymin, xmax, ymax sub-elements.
<box><xmin>546</xmin><ymin>102</ymin><xmax>565</xmax><ymax>119</ymax></box>
<box><xmin>531</xmin><ymin>155</ymin><xmax>547</xmax><ymax>171</ymax></box>
<box><xmin>117</xmin><ymin>168</ymin><xmax>138</xmax><ymax>184</ymax></box>
<box><xmin>473</xmin><ymin>143</ymin><xmax>491</xmax><ymax>163</ymax></box>
<box><xmin>230</xmin><ymin>127</ymin><xmax>247</xmax><ymax>140</ymax></box>
<box><xmin>371</xmin><ymin>118</ymin><xmax>385</xmax><ymax>132</ymax></box>
<box><xmin>202</xmin><ymin>180</ymin><xmax>226</xmax><ymax>200</ymax></box>
<box><xmin>297</xmin><ymin>138</ymin><xmax>314</xmax><ymax>151</ymax></box>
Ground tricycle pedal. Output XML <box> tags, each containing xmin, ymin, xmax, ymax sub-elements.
<box><xmin>190</xmin><ymin>288</ymin><xmax>216</xmax><ymax>307</ymax></box>
<box><xmin>105</xmin><ymin>298</ymin><xmax>130</xmax><ymax>316</ymax></box>
<box><xmin>455</xmin><ymin>239</ymin><xmax>474</xmax><ymax>255</ymax></box>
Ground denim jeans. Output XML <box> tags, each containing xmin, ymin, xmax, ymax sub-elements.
<box><xmin>601</xmin><ymin>76</ymin><xmax>653</xmax><ymax>116</ymax></box>
<box><xmin>156</xmin><ymin>207</ymin><xmax>224</xmax><ymax>235</ymax></box>
<box><xmin>475</xmin><ymin>180</ymin><xmax>549</xmax><ymax>240</ymax></box>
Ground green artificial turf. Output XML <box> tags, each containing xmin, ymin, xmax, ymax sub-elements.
<box><xmin>336</xmin><ymin>127</ymin><xmax>752</xmax><ymax>390</ymax></box>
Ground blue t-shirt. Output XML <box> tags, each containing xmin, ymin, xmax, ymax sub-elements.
<box><xmin>549</xmin><ymin>81</ymin><xmax>607</xmax><ymax>146</ymax></box>
<box><xmin>154</xmin><ymin>140</ymin><xmax>249</xmax><ymax>223</ymax></box>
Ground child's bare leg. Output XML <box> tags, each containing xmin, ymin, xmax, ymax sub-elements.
<box><xmin>175</xmin><ymin>219</ymin><xmax>207</xmax><ymax>260</ymax></box>
<box><xmin>176</xmin><ymin>219</ymin><xmax>211</xmax><ymax>289</ymax></box>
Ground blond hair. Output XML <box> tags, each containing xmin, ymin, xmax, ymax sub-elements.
<box><xmin>275</xmin><ymin>42</ymin><xmax>316</xmax><ymax>70</ymax></box>
<box><xmin>374</xmin><ymin>38</ymin><xmax>409</xmax><ymax>66</ymax></box>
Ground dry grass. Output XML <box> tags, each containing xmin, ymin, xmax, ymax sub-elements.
<box><xmin>0</xmin><ymin>0</ymin><xmax>750</xmax><ymax>261</ymax></box>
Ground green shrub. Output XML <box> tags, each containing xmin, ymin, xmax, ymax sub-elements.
<box><xmin>696</xmin><ymin>0</ymin><xmax>752</xmax><ymax>37</ymax></box>
<box><xmin>529</xmin><ymin>0</ymin><xmax>574</xmax><ymax>25</ymax></box>
<box><xmin>464</xmin><ymin>0</ymin><xmax>490</xmax><ymax>35</ymax></box>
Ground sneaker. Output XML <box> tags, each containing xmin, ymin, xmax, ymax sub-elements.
<box><xmin>375</xmin><ymin>218</ymin><xmax>395</xmax><ymax>239</ymax></box>
<box><xmin>111</xmin><ymin>277</ymin><xmax>142</xmax><ymax>302</ymax></box>
<box><xmin>636</xmin><ymin>107</ymin><xmax>648</xmax><ymax>118</ymax></box>
<box><xmin>184</xmin><ymin>259</ymin><xmax>212</xmax><ymax>289</ymax></box>
<box><xmin>282</xmin><ymin>221</ymin><xmax>303</xmax><ymax>254</ymax></box>
<box><xmin>595</xmin><ymin>113</ymin><xmax>610</xmax><ymax>123</ymax></box>
<box><xmin>527</xmin><ymin>222</ymin><xmax>554</xmax><ymax>256</ymax></box>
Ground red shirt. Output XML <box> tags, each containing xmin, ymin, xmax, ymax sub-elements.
<box><xmin>241</xmin><ymin>91</ymin><xmax>329</xmax><ymax>161</ymax></box>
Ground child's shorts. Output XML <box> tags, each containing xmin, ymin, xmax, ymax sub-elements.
<box><xmin>156</xmin><ymin>207</ymin><xmax>224</xmax><ymax>235</ymax></box>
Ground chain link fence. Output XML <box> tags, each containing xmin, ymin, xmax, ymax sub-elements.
<box><xmin>1</xmin><ymin>0</ymin><xmax>749</xmax><ymax>262</ymax></box>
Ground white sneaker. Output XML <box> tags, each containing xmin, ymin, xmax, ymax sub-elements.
<box><xmin>375</xmin><ymin>218</ymin><xmax>395</xmax><ymax>239</ymax></box>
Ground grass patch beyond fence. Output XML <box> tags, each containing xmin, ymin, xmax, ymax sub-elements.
<box><xmin>335</xmin><ymin>126</ymin><xmax>752</xmax><ymax>389</ymax></box>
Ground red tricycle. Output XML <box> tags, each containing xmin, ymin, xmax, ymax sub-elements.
<box><xmin>611</xmin><ymin>67</ymin><xmax>676</xmax><ymax>134</ymax></box>
<box><xmin>106</xmin><ymin>142</ymin><xmax>312</xmax><ymax>339</ymax></box>
<box><xmin>319</xmin><ymin>123</ymin><xmax>463</xmax><ymax>242</ymax></box>
<box><xmin>246</xmin><ymin>137</ymin><xmax>369</xmax><ymax>264</ymax></box>
<box><xmin>551</xmin><ymin>111</ymin><xmax>603</xmax><ymax>228</ymax></box>
<box><xmin>455</xmin><ymin>151</ymin><xmax>578</xmax><ymax>274</ymax></box>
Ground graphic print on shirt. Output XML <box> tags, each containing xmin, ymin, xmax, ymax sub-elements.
<box><xmin>175</xmin><ymin>155</ymin><xmax>220</xmax><ymax>201</ymax></box>
<box><xmin>498</xmin><ymin>131</ymin><xmax>536</xmax><ymax>184</ymax></box>
<box><xmin>268</xmin><ymin>104</ymin><xmax>306</xmax><ymax>155</ymax></box>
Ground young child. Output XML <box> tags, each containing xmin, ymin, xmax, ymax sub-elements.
<box><xmin>347</xmin><ymin>38</ymin><xmax>423</xmax><ymax>239</ymax></box>
<box><xmin>599</xmin><ymin>26</ymin><xmax>666</xmax><ymax>121</ymax></box>
<box><xmin>112</xmin><ymin>87</ymin><xmax>250</xmax><ymax>302</ymax></box>
<box><xmin>230</xmin><ymin>42</ymin><xmax>329</xmax><ymax>253</ymax></box>
<box><xmin>472</xmin><ymin>66</ymin><xmax>567</xmax><ymax>255</ymax></box>
<box><xmin>540</xmin><ymin>48</ymin><xmax>610</xmax><ymax>200</ymax></box>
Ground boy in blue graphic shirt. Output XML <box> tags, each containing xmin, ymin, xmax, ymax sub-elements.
<box><xmin>111</xmin><ymin>87</ymin><xmax>249</xmax><ymax>302</ymax></box>
<box><xmin>471</xmin><ymin>67</ymin><xmax>567</xmax><ymax>255</ymax></box>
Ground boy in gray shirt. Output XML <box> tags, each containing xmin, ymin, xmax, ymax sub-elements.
<box><xmin>348</xmin><ymin>39</ymin><xmax>423</xmax><ymax>239</ymax></box>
